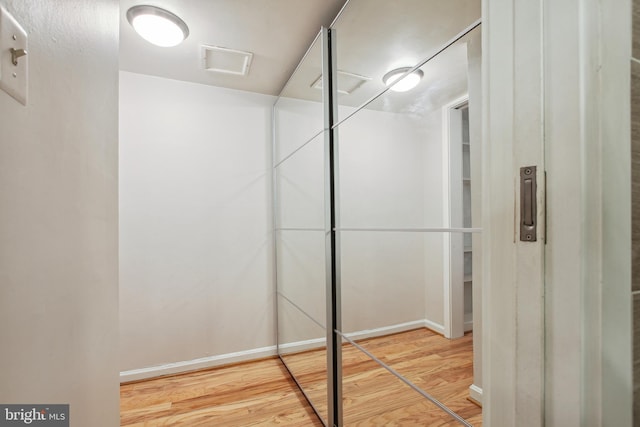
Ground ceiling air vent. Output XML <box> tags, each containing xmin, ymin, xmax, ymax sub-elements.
<box><xmin>311</xmin><ymin>71</ymin><xmax>371</xmax><ymax>95</ymax></box>
<box><xmin>201</xmin><ymin>45</ymin><xmax>253</xmax><ymax>76</ymax></box>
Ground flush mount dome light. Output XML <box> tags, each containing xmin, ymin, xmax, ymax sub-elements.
<box><xmin>127</xmin><ymin>5</ymin><xmax>189</xmax><ymax>47</ymax></box>
<box><xmin>382</xmin><ymin>67</ymin><xmax>424</xmax><ymax>92</ymax></box>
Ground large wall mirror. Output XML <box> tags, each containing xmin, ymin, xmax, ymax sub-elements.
<box><xmin>274</xmin><ymin>0</ymin><xmax>482</xmax><ymax>424</ymax></box>
<box><xmin>332</xmin><ymin>0</ymin><xmax>481</xmax><ymax>425</ymax></box>
<box><xmin>273</xmin><ymin>31</ymin><xmax>329</xmax><ymax>425</ymax></box>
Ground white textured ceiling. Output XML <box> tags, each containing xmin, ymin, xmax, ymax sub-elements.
<box><xmin>119</xmin><ymin>0</ymin><xmax>347</xmax><ymax>95</ymax></box>
<box><xmin>120</xmin><ymin>0</ymin><xmax>481</xmax><ymax>111</ymax></box>
<box><xmin>280</xmin><ymin>0</ymin><xmax>481</xmax><ymax>116</ymax></box>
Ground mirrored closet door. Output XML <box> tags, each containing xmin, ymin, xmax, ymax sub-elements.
<box><xmin>274</xmin><ymin>1</ymin><xmax>483</xmax><ymax>424</ymax></box>
<box><xmin>273</xmin><ymin>30</ymin><xmax>331</xmax><ymax>425</ymax></box>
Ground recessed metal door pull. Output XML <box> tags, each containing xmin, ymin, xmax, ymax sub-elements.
<box><xmin>520</xmin><ymin>166</ymin><xmax>537</xmax><ymax>242</ymax></box>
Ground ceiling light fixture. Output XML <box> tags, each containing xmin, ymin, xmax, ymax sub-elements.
<box><xmin>127</xmin><ymin>5</ymin><xmax>189</xmax><ymax>47</ymax></box>
<box><xmin>382</xmin><ymin>67</ymin><xmax>424</xmax><ymax>92</ymax></box>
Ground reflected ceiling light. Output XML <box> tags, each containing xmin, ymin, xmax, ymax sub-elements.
<box><xmin>127</xmin><ymin>5</ymin><xmax>189</xmax><ymax>47</ymax></box>
<box><xmin>382</xmin><ymin>67</ymin><xmax>424</xmax><ymax>92</ymax></box>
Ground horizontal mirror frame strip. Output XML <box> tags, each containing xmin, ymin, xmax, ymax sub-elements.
<box><xmin>337</xmin><ymin>227</ymin><xmax>482</xmax><ymax>233</ymax></box>
<box><xmin>331</xmin><ymin>18</ymin><xmax>482</xmax><ymax>131</ymax></box>
<box><xmin>335</xmin><ymin>329</ymin><xmax>473</xmax><ymax>427</ymax></box>
<box><xmin>277</xmin><ymin>227</ymin><xmax>325</xmax><ymax>232</ymax></box>
<box><xmin>273</xmin><ymin>128</ymin><xmax>324</xmax><ymax>169</ymax></box>
<box><xmin>277</xmin><ymin>291</ymin><xmax>327</xmax><ymax>331</ymax></box>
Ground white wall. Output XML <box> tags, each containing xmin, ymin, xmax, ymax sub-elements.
<box><xmin>119</xmin><ymin>72</ymin><xmax>275</xmax><ymax>377</ymax></box>
<box><xmin>274</xmin><ymin>97</ymin><xmax>324</xmax><ymax>164</ymax></box>
<box><xmin>273</xmin><ymin>95</ymin><xmax>327</xmax><ymax>350</ymax></box>
<box><xmin>274</xmin><ymin>100</ymin><xmax>443</xmax><ymax>340</ymax></box>
<box><xmin>339</xmin><ymin>104</ymin><xmax>464</xmax><ymax>335</ymax></box>
<box><xmin>338</xmin><ymin>112</ymin><xmax>426</xmax><ymax>333</ymax></box>
<box><xmin>421</xmin><ymin>108</ymin><xmax>446</xmax><ymax>330</ymax></box>
<box><xmin>274</xmin><ymin>97</ymin><xmax>452</xmax><ymax>341</ymax></box>
<box><xmin>0</xmin><ymin>1</ymin><xmax>119</xmax><ymax>425</ymax></box>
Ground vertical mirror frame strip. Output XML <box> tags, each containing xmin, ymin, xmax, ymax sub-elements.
<box><xmin>322</xmin><ymin>27</ymin><xmax>342</xmax><ymax>427</ymax></box>
<box><xmin>271</xmin><ymin>102</ymin><xmax>280</xmax><ymax>356</ymax></box>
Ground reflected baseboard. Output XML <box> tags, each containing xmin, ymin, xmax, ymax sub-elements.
<box><xmin>120</xmin><ymin>318</ymin><xmax>449</xmax><ymax>383</ymax></box>
<box><xmin>465</xmin><ymin>319</ymin><xmax>473</xmax><ymax>332</ymax></box>
<box><xmin>278</xmin><ymin>337</ymin><xmax>326</xmax><ymax>354</ymax></box>
<box><xmin>345</xmin><ymin>320</ymin><xmax>434</xmax><ymax>341</ymax></box>
<box><xmin>119</xmin><ymin>345</ymin><xmax>278</xmax><ymax>383</ymax></box>
<box><xmin>423</xmin><ymin>319</ymin><xmax>446</xmax><ymax>335</ymax></box>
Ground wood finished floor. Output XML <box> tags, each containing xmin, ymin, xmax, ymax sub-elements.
<box><xmin>282</xmin><ymin>329</ymin><xmax>482</xmax><ymax>426</ymax></box>
<box><xmin>121</xmin><ymin>328</ymin><xmax>481</xmax><ymax>426</ymax></box>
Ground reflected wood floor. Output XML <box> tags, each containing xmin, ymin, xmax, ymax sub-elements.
<box><xmin>121</xmin><ymin>328</ymin><xmax>481</xmax><ymax>426</ymax></box>
<box><xmin>282</xmin><ymin>328</ymin><xmax>482</xmax><ymax>426</ymax></box>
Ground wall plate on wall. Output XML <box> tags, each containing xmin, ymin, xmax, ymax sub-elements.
<box><xmin>0</xmin><ymin>6</ymin><xmax>28</xmax><ymax>105</ymax></box>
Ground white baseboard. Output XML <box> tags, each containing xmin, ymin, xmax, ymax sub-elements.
<box><xmin>120</xmin><ymin>319</ymin><xmax>449</xmax><ymax>383</ymax></box>
<box><xmin>469</xmin><ymin>383</ymin><xmax>483</xmax><ymax>405</ymax></box>
<box><xmin>423</xmin><ymin>319</ymin><xmax>445</xmax><ymax>335</ymax></box>
<box><xmin>120</xmin><ymin>345</ymin><xmax>277</xmax><ymax>383</ymax></box>
<box><xmin>464</xmin><ymin>319</ymin><xmax>473</xmax><ymax>332</ymax></box>
<box><xmin>344</xmin><ymin>320</ymin><xmax>428</xmax><ymax>341</ymax></box>
<box><xmin>278</xmin><ymin>337</ymin><xmax>325</xmax><ymax>354</ymax></box>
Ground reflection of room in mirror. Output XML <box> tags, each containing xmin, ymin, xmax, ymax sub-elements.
<box><xmin>272</xmin><ymin>0</ymin><xmax>483</xmax><ymax>425</ymax></box>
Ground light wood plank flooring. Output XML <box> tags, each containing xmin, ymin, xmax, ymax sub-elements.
<box><xmin>121</xmin><ymin>328</ymin><xmax>481</xmax><ymax>426</ymax></box>
<box><xmin>281</xmin><ymin>328</ymin><xmax>482</xmax><ymax>426</ymax></box>
<box><xmin>121</xmin><ymin>358</ymin><xmax>321</xmax><ymax>426</ymax></box>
